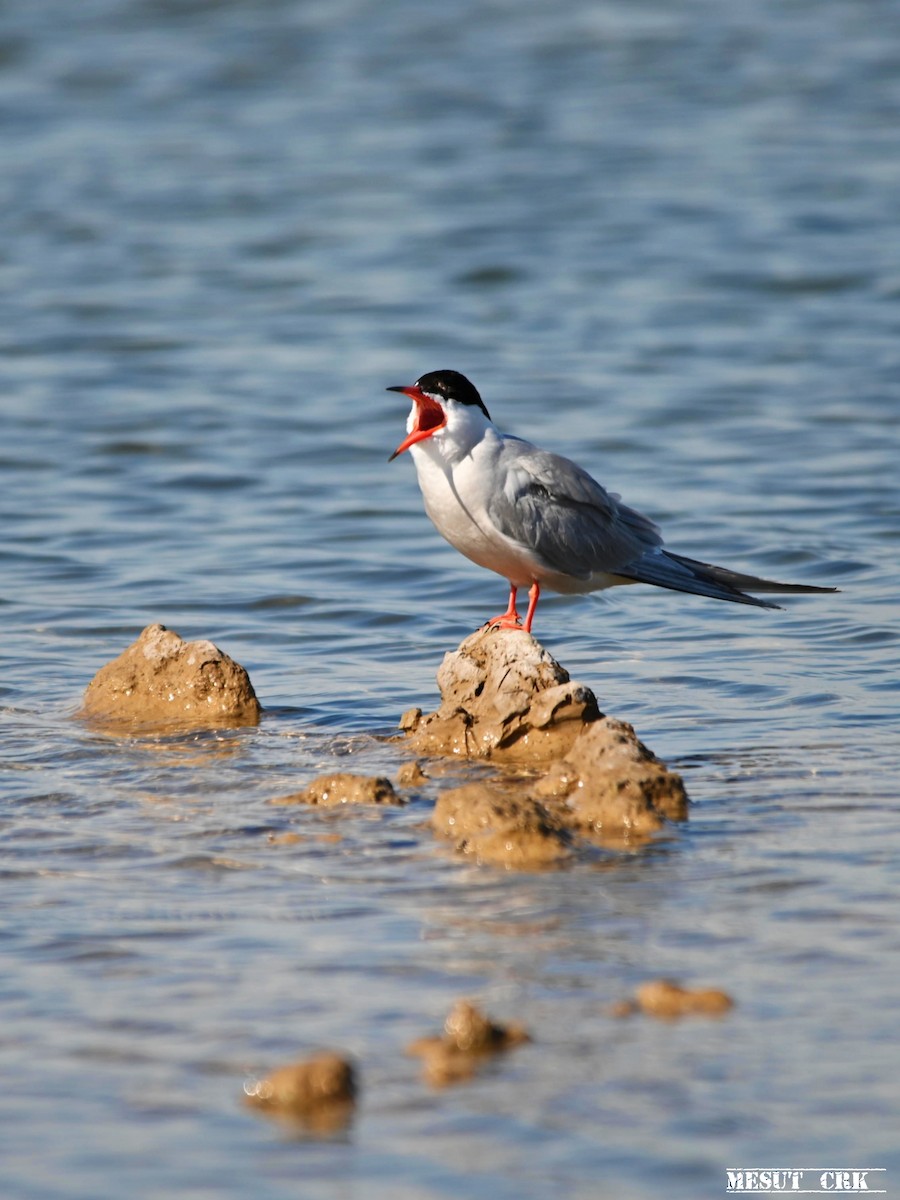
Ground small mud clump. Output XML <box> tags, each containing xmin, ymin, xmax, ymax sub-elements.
<box><xmin>610</xmin><ymin>979</ymin><xmax>734</xmax><ymax>1019</ymax></box>
<box><xmin>270</xmin><ymin>773</ymin><xmax>403</xmax><ymax>807</ymax></box>
<box><xmin>244</xmin><ymin>1051</ymin><xmax>357</xmax><ymax>1132</ymax></box>
<box><xmin>408</xmin><ymin>1000</ymin><xmax>531</xmax><ymax>1086</ymax></box>
<box><xmin>81</xmin><ymin>623</ymin><xmax>260</xmax><ymax>730</ymax></box>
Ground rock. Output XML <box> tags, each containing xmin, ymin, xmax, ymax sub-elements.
<box><xmin>403</xmin><ymin>626</ymin><xmax>600</xmax><ymax>762</ymax></box>
<box><xmin>396</xmin><ymin>760</ymin><xmax>429</xmax><ymax>788</ymax></box>
<box><xmin>266</xmin><ymin>832</ymin><xmax>305</xmax><ymax>846</ymax></box>
<box><xmin>407</xmin><ymin>1000</ymin><xmax>530</xmax><ymax>1086</ymax></box>
<box><xmin>636</xmin><ymin>979</ymin><xmax>733</xmax><ymax>1017</ymax></box>
<box><xmin>610</xmin><ymin>979</ymin><xmax>734</xmax><ymax>1019</ymax></box>
<box><xmin>606</xmin><ymin>998</ymin><xmax>640</xmax><ymax>1019</ymax></box>
<box><xmin>402</xmin><ymin>627</ymin><xmax>689</xmax><ymax>863</ymax></box>
<box><xmin>441</xmin><ymin>999</ymin><xmax>530</xmax><ymax>1052</ymax></box>
<box><xmin>432</xmin><ymin>783</ymin><xmax>571</xmax><ymax>868</ymax></box>
<box><xmin>270</xmin><ymin>773</ymin><xmax>403</xmax><ymax>807</ymax></box>
<box><xmin>398</xmin><ymin>707</ymin><xmax>422</xmax><ymax>732</ymax></box>
<box><xmin>80</xmin><ymin>623</ymin><xmax>260</xmax><ymax>729</ymax></box>
<box><xmin>244</xmin><ymin>1051</ymin><xmax>356</xmax><ymax>1130</ymax></box>
<box><xmin>535</xmin><ymin>717</ymin><xmax>689</xmax><ymax>844</ymax></box>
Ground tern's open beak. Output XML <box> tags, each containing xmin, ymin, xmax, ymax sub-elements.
<box><xmin>387</xmin><ymin>385</ymin><xmax>447</xmax><ymax>461</ymax></box>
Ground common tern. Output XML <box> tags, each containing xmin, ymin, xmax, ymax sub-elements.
<box><xmin>388</xmin><ymin>369</ymin><xmax>836</xmax><ymax>633</ymax></box>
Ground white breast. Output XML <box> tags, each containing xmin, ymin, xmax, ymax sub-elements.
<box><xmin>409</xmin><ymin>428</ymin><xmax>542</xmax><ymax>588</ymax></box>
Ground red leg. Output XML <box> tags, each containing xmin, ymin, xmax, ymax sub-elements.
<box><xmin>486</xmin><ymin>583</ymin><xmax>521</xmax><ymax>629</ymax></box>
<box><xmin>522</xmin><ymin>581</ymin><xmax>540</xmax><ymax>633</ymax></box>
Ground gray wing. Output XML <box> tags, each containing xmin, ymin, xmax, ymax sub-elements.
<box><xmin>488</xmin><ymin>436</ymin><xmax>836</xmax><ymax>608</ymax></box>
<box><xmin>487</xmin><ymin>437</ymin><xmax>663</xmax><ymax>579</ymax></box>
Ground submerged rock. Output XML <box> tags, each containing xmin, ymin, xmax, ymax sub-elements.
<box><xmin>432</xmin><ymin>782</ymin><xmax>571</xmax><ymax>868</ymax></box>
<box><xmin>609</xmin><ymin>979</ymin><xmax>734</xmax><ymax>1019</ymax></box>
<box><xmin>80</xmin><ymin>623</ymin><xmax>260</xmax><ymax>729</ymax></box>
<box><xmin>401</xmin><ymin>625</ymin><xmax>688</xmax><ymax>860</ymax></box>
<box><xmin>244</xmin><ymin>1051</ymin><xmax>356</xmax><ymax>1131</ymax></box>
<box><xmin>270</xmin><ymin>772</ymin><xmax>402</xmax><ymax>808</ymax></box>
<box><xmin>407</xmin><ymin>1000</ymin><xmax>530</xmax><ymax>1086</ymax></box>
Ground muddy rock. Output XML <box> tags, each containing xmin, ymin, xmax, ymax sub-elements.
<box><xmin>402</xmin><ymin>626</ymin><xmax>600</xmax><ymax>762</ymax></box>
<box><xmin>433</xmin><ymin>782</ymin><xmax>571</xmax><ymax>868</ymax></box>
<box><xmin>80</xmin><ymin>623</ymin><xmax>260</xmax><ymax>729</ymax></box>
<box><xmin>610</xmin><ymin>979</ymin><xmax>734</xmax><ymax>1019</ymax></box>
<box><xmin>266</xmin><ymin>831</ymin><xmax>306</xmax><ymax>846</ymax></box>
<box><xmin>403</xmin><ymin>627</ymin><xmax>688</xmax><ymax>863</ymax></box>
<box><xmin>407</xmin><ymin>1000</ymin><xmax>530</xmax><ymax>1086</ymax></box>
<box><xmin>271</xmin><ymin>773</ymin><xmax>402</xmax><ymax>807</ymax></box>
<box><xmin>244</xmin><ymin>1051</ymin><xmax>356</xmax><ymax>1130</ymax></box>
<box><xmin>396</xmin><ymin>760</ymin><xmax>429</xmax><ymax>788</ymax></box>
<box><xmin>535</xmin><ymin>717</ymin><xmax>689</xmax><ymax>843</ymax></box>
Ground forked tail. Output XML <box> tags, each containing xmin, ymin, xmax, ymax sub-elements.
<box><xmin>620</xmin><ymin>550</ymin><xmax>838</xmax><ymax>609</ymax></box>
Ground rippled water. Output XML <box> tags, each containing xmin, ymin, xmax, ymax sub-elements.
<box><xmin>2</xmin><ymin>1</ymin><xmax>899</xmax><ymax>1197</ymax></box>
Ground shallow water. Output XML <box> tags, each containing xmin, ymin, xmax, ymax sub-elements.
<box><xmin>2</xmin><ymin>1</ymin><xmax>899</xmax><ymax>1197</ymax></box>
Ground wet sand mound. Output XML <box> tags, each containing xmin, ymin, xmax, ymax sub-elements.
<box><xmin>80</xmin><ymin>623</ymin><xmax>260</xmax><ymax>730</ymax></box>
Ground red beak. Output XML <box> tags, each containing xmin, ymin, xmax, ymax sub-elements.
<box><xmin>387</xmin><ymin>385</ymin><xmax>447</xmax><ymax>461</ymax></box>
